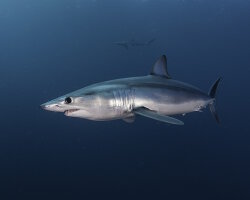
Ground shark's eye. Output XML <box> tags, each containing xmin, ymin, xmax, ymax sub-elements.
<box><xmin>65</xmin><ymin>97</ymin><xmax>72</xmax><ymax>104</ymax></box>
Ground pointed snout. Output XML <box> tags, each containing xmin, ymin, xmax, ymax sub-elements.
<box><xmin>40</xmin><ymin>103</ymin><xmax>50</xmax><ymax>111</ymax></box>
<box><xmin>40</xmin><ymin>100</ymin><xmax>66</xmax><ymax>113</ymax></box>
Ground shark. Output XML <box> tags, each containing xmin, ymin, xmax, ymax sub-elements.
<box><xmin>41</xmin><ymin>55</ymin><xmax>221</xmax><ymax>125</ymax></box>
<box><xmin>114</xmin><ymin>39</ymin><xmax>156</xmax><ymax>50</ymax></box>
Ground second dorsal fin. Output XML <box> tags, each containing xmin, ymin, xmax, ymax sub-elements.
<box><xmin>150</xmin><ymin>55</ymin><xmax>171</xmax><ymax>79</ymax></box>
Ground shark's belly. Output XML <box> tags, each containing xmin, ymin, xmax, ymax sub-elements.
<box><xmin>72</xmin><ymin>110</ymin><xmax>133</xmax><ymax>121</ymax></box>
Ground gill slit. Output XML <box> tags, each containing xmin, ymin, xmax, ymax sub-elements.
<box><xmin>113</xmin><ymin>88</ymin><xmax>135</xmax><ymax>113</ymax></box>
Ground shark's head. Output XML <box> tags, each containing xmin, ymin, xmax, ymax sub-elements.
<box><xmin>41</xmin><ymin>93</ymin><xmax>95</xmax><ymax>117</ymax></box>
<box><xmin>41</xmin><ymin>87</ymin><xmax>124</xmax><ymax>121</ymax></box>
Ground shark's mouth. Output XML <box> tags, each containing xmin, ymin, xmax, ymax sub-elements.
<box><xmin>64</xmin><ymin>109</ymin><xmax>80</xmax><ymax>115</ymax></box>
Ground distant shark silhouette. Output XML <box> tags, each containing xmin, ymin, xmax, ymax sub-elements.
<box><xmin>114</xmin><ymin>39</ymin><xmax>156</xmax><ymax>50</ymax></box>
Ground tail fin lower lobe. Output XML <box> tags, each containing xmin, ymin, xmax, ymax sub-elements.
<box><xmin>208</xmin><ymin>77</ymin><xmax>222</xmax><ymax>124</ymax></box>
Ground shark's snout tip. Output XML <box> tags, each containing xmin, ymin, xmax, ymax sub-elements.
<box><xmin>40</xmin><ymin>103</ymin><xmax>47</xmax><ymax>110</ymax></box>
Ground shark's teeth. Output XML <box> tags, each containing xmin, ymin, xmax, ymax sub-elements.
<box><xmin>64</xmin><ymin>109</ymin><xmax>79</xmax><ymax>115</ymax></box>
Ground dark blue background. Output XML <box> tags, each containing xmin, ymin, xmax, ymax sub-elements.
<box><xmin>1</xmin><ymin>0</ymin><xmax>250</xmax><ymax>199</ymax></box>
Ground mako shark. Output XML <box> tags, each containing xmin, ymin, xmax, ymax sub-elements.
<box><xmin>41</xmin><ymin>55</ymin><xmax>221</xmax><ymax>125</ymax></box>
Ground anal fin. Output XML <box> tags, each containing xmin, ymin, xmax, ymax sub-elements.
<box><xmin>134</xmin><ymin>108</ymin><xmax>184</xmax><ymax>125</ymax></box>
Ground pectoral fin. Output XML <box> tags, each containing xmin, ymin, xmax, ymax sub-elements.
<box><xmin>134</xmin><ymin>108</ymin><xmax>184</xmax><ymax>125</ymax></box>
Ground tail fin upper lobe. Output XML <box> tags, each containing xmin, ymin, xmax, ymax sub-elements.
<box><xmin>208</xmin><ymin>77</ymin><xmax>222</xmax><ymax>124</ymax></box>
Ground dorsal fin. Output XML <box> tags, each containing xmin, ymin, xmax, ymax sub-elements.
<box><xmin>150</xmin><ymin>55</ymin><xmax>171</xmax><ymax>78</ymax></box>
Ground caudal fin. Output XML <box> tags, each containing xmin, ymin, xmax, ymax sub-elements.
<box><xmin>208</xmin><ymin>77</ymin><xmax>221</xmax><ymax>124</ymax></box>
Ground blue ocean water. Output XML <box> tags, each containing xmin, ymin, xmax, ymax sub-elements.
<box><xmin>0</xmin><ymin>0</ymin><xmax>250</xmax><ymax>199</ymax></box>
